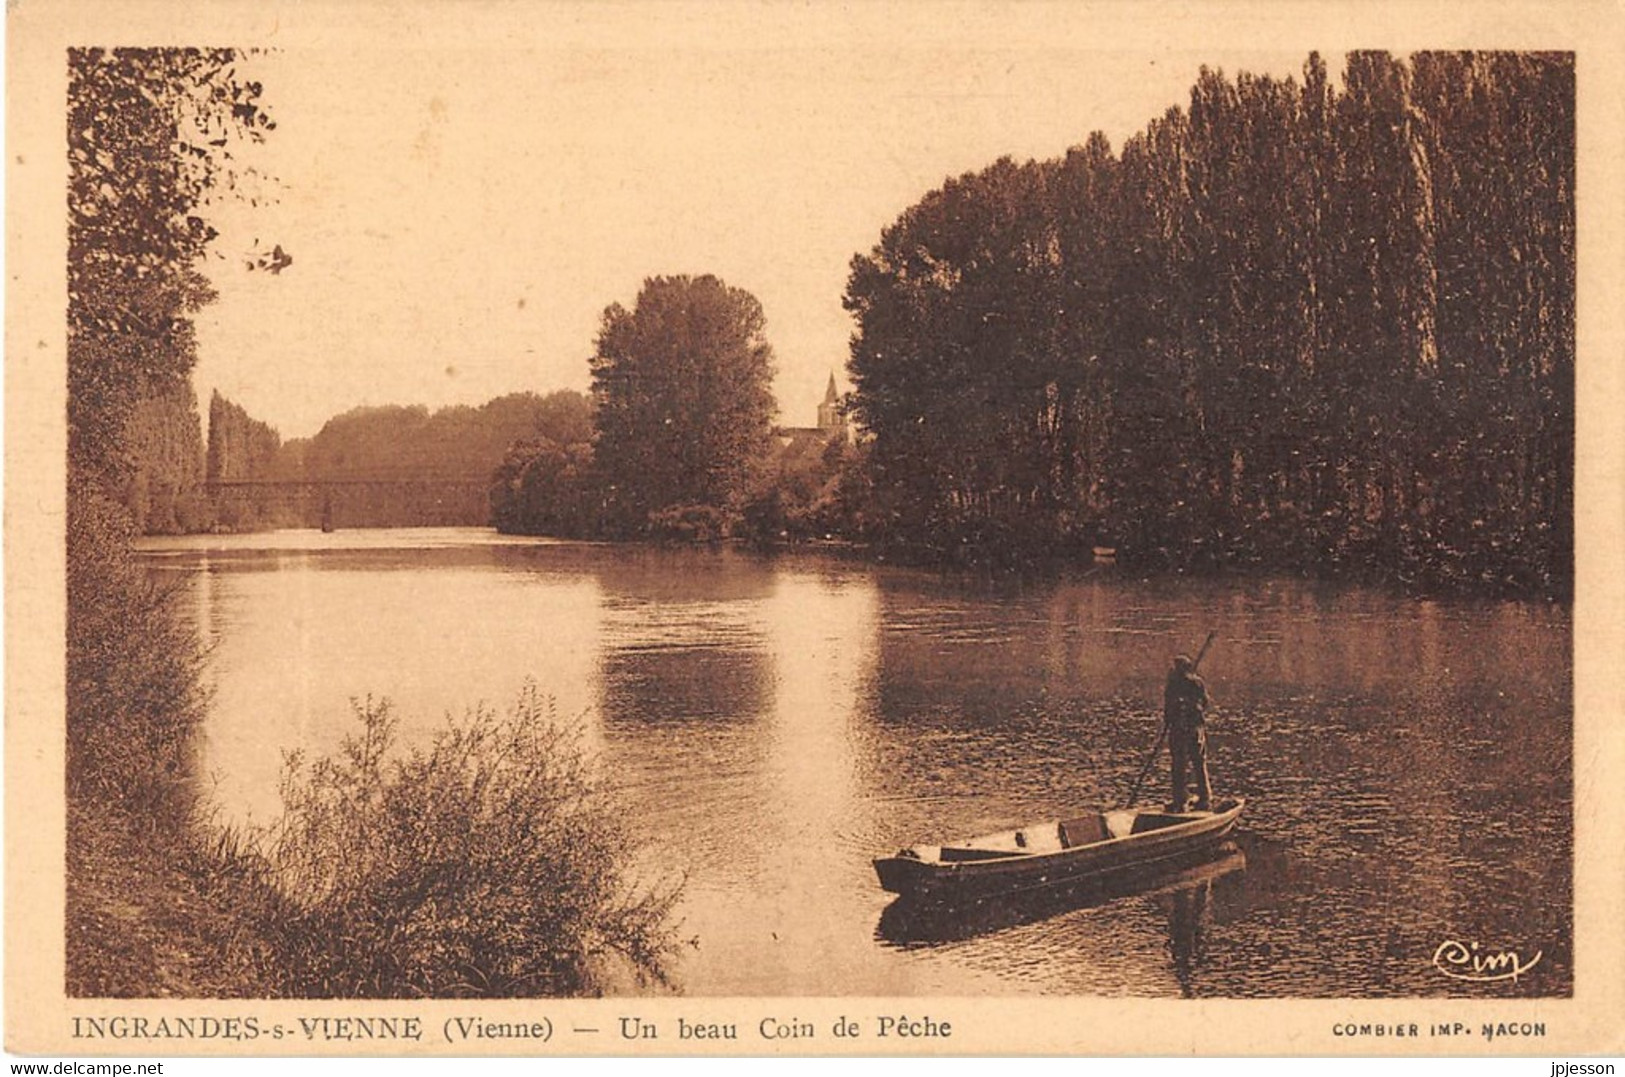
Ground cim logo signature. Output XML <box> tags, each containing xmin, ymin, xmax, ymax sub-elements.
<box><xmin>1432</xmin><ymin>938</ymin><xmax>1543</xmax><ymax>983</ymax></box>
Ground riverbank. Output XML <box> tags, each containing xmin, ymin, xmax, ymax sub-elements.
<box><xmin>67</xmin><ymin>795</ymin><xmax>279</xmax><ymax>997</ymax></box>
<box><xmin>66</xmin><ymin>652</ymin><xmax>687</xmax><ymax>998</ymax></box>
<box><xmin>486</xmin><ymin>520</ymin><xmax>1574</xmax><ymax>602</ymax></box>
<box><xmin>66</xmin><ymin>495</ymin><xmax>278</xmax><ymax>996</ymax></box>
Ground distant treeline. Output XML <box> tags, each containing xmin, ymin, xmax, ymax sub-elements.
<box><xmin>123</xmin><ymin>388</ymin><xmax>592</xmax><ymax>531</ymax></box>
<box><xmin>844</xmin><ymin>51</ymin><xmax>1572</xmax><ymax>595</ymax></box>
<box><xmin>126</xmin><ymin>50</ymin><xmax>1574</xmax><ymax>597</ymax></box>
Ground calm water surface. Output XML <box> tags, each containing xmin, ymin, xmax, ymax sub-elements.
<box><xmin>137</xmin><ymin>528</ymin><xmax>1572</xmax><ymax>997</ymax></box>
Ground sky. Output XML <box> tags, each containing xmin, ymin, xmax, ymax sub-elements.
<box><xmin>190</xmin><ymin>27</ymin><xmax>1334</xmax><ymax>439</ymax></box>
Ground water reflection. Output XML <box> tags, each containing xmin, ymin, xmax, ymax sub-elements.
<box><xmin>141</xmin><ymin>530</ymin><xmax>1572</xmax><ymax>997</ymax></box>
<box><xmin>877</xmin><ymin>844</ymin><xmax>1246</xmax><ymax>949</ymax></box>
<box><xmin>676</xmin><ymin>567</ymin><xmax>883</xmax><ymax>991</ymax></box>
<box><xmin>1165</xmin><ymin>857</ymin><xmax>1227</xmax><ymax>999</ymax></box>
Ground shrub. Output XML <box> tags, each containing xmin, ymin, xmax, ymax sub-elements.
<box><xmin>67</xmin><ymin>488</ymin><xmax>210</xmax><ymax>818</ymax></box>
<box><xmin>645</xmin><ymin>503</ymin><xmax>727</xmax><ymax>543</ymax></box>
<box><xmin>258</xmin><ymin>685</ymin><xmax>684</xmax><ymax>997</ymax></box>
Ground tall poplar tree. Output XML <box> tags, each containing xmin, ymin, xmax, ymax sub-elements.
<box><xmin>841</xmin><ymin>50</ymin><xmax>1573</xmax><ymax>594</ymax></box>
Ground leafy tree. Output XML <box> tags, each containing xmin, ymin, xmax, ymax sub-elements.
<box><xmin>206</xmin><ymin>389</ymin><xmax>282</xmax><ymax>484</ymax></box>
<box><xmin>204</xmin><ymin>390</ymin><xmax>284</xmax><ymax>529</ymax></box>
<box><xmin>589</xmin><ymin>275</ymin><xmax>776</xmax><ymax>535</ymax></box>
<box><xmin>844</xmin><ymin>157</ymin><xmax>1072</xmax><ymax>560</ymax></box>
<box><xmin>1320</xmin><ymin>52</ymin><xmax>1440</xmax><ymax>574</ymax></box>
<box><xmin>1099</xmin><ymin>109</ymin><xmax>1198</xmax><ymax>564</ymax></box>
<box><xmin>69</xmin><ymin>48</ymin><xmax>274</xmax><ymax>489</ymax></box>
<box><xmin>68</xmin><ymin>47</ymin><xmax>276</xmax><ymax>797</ymax></box>
<box><xmin>842</xmin><ymin>51</ymin><xmax>1573</xmax><ymax>595</ymax></box>
<box><xmin>66</xmin><ymin>48</ymin><xmax>278</xmax><ymax>994</ymax></box>
<box><xmin>1050</xmin><ymin>132</ymin><xmax>1121</xmax><ymax>535</ymax></box>
<box><xmin>1409</xmin><ymin>52</ymin><xmax>1575</xmax><ymax>590</ymax></box>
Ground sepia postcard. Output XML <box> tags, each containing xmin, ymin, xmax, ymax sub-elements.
<box><xmin>7</xmin><ymin>0</ymin><xmax>1624</xmax><ymax>1059</ymax></box>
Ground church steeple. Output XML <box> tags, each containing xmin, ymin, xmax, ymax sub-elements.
<box><xmin>817</xmin><ymin>370</ymin><xmax>845</xmax><ymax>437</ymax></box>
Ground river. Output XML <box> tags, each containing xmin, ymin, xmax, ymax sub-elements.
<box><xmin>136</xmin><ymin>527</ymin><xmax>1572</xmax><ymax>998</ymax></box>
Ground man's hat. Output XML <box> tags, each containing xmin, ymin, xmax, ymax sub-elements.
<box><xmin>1173</xmin><ymin>654</ymin><xmax>1194</xmax><ymax>670</ymax></box>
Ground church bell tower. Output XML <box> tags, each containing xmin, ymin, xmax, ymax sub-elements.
<box><xmin>816</xmin><ymin>372</ymin><xmax>845</xmax><ymax>438</ymax></box>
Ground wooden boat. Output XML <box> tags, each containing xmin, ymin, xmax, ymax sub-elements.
<box><xmin>874</xmin><ymin>797</ymin><xmax>1245</xmax><ymax>902</ymax></box>
<box><xmin>878</xmin><ymin>842</ymin><xmax>1246</xmax><ymax>944</ymax></box>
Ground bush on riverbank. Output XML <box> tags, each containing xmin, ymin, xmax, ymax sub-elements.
<box><xmin>65</xmin><ymin>489</ymin><xmax>280</xmax><ymax>996</ymax></box>
<box><xmin>67</xmin><ymin>491</ymin><xmax>211</xmax><ymax>817</ymax></box>
<box><xmin>254</xmin><ymin>687</ymin><xmax>684</xmax><ymax>997</ymax></box>
<box><xmin>71</xmin><ymin>671</ymin><xmax>685</xmax><ymax>997</ymax></box>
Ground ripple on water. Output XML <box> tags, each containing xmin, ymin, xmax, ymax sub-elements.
<box><xmin>139</xmin><ymin>535</ymin><xmax>1572</xmax><ymax>998</ymax></box>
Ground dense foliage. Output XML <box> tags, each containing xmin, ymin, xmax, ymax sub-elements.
<box><xmin>205</xmin><ymin>389</ymin><xmax>282</xmax><ymax>484</ymax></box>
<box><xmin>737</xmin><ymin>434</ymin><xmax>864</xmax><ymax>544</ymax></box>
<box><xmin>67</xmin><ymin>46</ymin><xmax>272</xmax><ymax>805</ymax></box>
<box><xmin>489</xmin><ymin>430</ymin><xmax>596</xmax><ymax>536</ymax></box>
<box><xmin>66</xmin><ymin>46</ymin><xmax>275</xmax><ymax>993</ymax></box>
<box><xmin>68</xmin><ymin>48</ymin><xmax>274</xmax><ymax>488</ymax></box>
<box><xmin>261</xmin><ymin>689</ymin><xmax>684</xmax><ymax>996</ymax></box>
<box><xmin>588</xmin><ymin>275</ymin><xmax>777</xmax><ymax>537</ymax></box>
<box><xmin>844</xmin><ymin>52</ymin><xmax>1573</xmax><ymax>594</ymax></box>
<box><xmin>120</xmin><ymin>377</ymin><xmax>210</xmax><ymax>534</ymax></box>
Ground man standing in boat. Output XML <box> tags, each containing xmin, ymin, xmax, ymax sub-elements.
<box><xmin>1164</xmin><ymin>654</ymin><xmax>1213</xmax><ymax>812</ymax></box>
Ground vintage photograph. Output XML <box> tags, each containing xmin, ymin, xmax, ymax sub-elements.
<box><xmin>9</xmin><ymin>0</ymin><xmax>1623</xmax><ymax>1058</ymax></box>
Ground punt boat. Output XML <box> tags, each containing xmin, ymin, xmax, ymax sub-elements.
<box><xmin>873</xmin><ymin>797</ymin><xmax>1245</xmax><ymax>902</ymax></box>
<box><xmin>877</xmin><ymin>842</ymin><xmax>1247</xmax><ymax>944</ymax></box>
